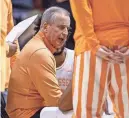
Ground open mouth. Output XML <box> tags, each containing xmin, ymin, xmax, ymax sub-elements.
<box><xmin>58</xmin><ymin>38</ymin><xmax>64</xmax><ymax>44</ymax></box>
<box><xmin>59</xmin><ymin>37</ymin><xmax>64</xmax><ymax>41</ymax></box>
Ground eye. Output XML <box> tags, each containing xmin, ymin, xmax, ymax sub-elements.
<box><xmin>57</xmin><ymin>25</ymin><xmax>66</xmax><ymax>30</ymax></box>
<box><xmin>57</xmin><ymin>25</ymin><xmax>72</xmax><ymax>31</ymax></box>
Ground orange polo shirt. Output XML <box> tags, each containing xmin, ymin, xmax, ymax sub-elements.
<box><xmin>70</xmin><ymin>0</ymin><xmax>129</xmax><ymax>55</ymax></box>
<box><xmin>6</xmin><ymin>31</ymin><xmax>62</xmax><ymax>118</ymax></box>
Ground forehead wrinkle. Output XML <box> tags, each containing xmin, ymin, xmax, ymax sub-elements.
<box><xmin>52</xmin><ymin>13</ymin><xmax>70</xmax><ymax>26</ymax></box>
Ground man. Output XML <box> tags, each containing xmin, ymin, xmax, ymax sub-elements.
<box><xmin>70</xmin><ymin>0</ymin><xmax>129</xmax><ymax>118</ymax></box>
<box><xmin>0</xmin><ymin>0</ymin><xmax>17</xmax><ymax>92</ymax></box>
<box><xmin>55</xmin><ymin>47</ymin><xmax>74</xmax><ymax>111</ymax></box>
<box><xmin>2</xmin><ymin>15</ymin><xmax>40</xmax><ymax>104</ymax></box>
<box><xmin>0</xmin><ymin>0</ymin><xmax>18</xmax><ymax>117</ymax></box>
<box><xmin>6</xmin><ymin>7</ymin><xmax>71</xmax><ymax>118</ymax></box>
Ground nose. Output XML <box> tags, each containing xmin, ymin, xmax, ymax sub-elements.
<box><xmin>62</xmin><ymin>27</ymin><xmax>68</xmax><ymax>36</ymax></box>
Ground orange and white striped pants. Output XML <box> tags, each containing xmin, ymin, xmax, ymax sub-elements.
<box><xmin>72</xmin><ymin>51</ymin><xmax>129</xmax><ymax>118</ymax></box>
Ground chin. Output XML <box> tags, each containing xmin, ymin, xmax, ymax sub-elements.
<box><xmin>55</xmin><ymin>42</ymin><xmax>65</xmax><ymax>50</ymax></box>
<box><xmin>54</xmin><ymin>46</ymin><xmax>65</xmax><ymax>56</ymax></box>
<box><xmin>56</xmin><ymin>46</ymin><xmax>63</xmax><ymax>50</ymax></box>
<box><xmin>58</xmin><ymin>43</ymin><xmax>65</xmax><ymax>48</ymax></box>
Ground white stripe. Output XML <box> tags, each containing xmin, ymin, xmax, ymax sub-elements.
<box><xmin>120</xmin><ymin>63</ymin><xmax>129</xmax><ymax>117</ymax></box>
<box><xmin>111</xmin><ymin>64</ymin><xmax>119</xmax><ymax>113</ymax></box>
<box><xmin>81</xmin><ymin>51</ymin><xmax>90</xmax><ymax>118</ymax></box>
<box><xmin>106</xmin><ymin>93</ymin><xmax>114</xmax><ymax>115</ymax></box>
<box><xmin>92</xmin><ymin>56</ymin><xmax>102</xmax><ymax>117</ymax></box>
<box><xmin>73</xmin><ymin>55</ymin><xmax>81</xmax><ymax>116</ymax></box>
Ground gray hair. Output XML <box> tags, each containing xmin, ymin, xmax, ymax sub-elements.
<box><xmin>40</xmin><ymin>6</ymin><xmax>70</xmax><ymax>27</ymax></box>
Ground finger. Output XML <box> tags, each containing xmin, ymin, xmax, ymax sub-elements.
<box><xmin>111</xmin><ymin>57</ymin><xmax>123</xmax><ymax>62</ymax></box>
<box><xmin>109</xmin><ymin>58</ymin><xmax>124</xmax><ymax>64</ymax></box>
<box><xmin>110</xmin><ymin>54</ymin><xmax>123</xmax><ymax>60</ymax></box>
<box><xmin>101</xmin><ymin>46</ymin><xmax>113</xmax><ymax>53</ymax></box>
<box><xmin>124</xmin><ymin>49</ymin><xmax>129</xmax><ymax>57</ymax></box>
<box><xmin>116</xmin><ymin>50</ymin><xmax>129</xmax><ymax>58</ymax></box>
<box><xmin>97</xmin><ymin>48</ymin><xmax>114</xmax><ymax>60</ymax></box>
<box><xmin>115</xmin><ymin>50</ymin><xmax>124</xmax><ymax>57</ymax></box>
<box><xmin>105</xmin><ymin>57</ymin><xmax>118</xmax><ymax>63</ymax></box>
<box><xmin>98</xmin><ymin>53</ymin><xmax>124</xmax><ymax>63</ymax></box>
<box><xmin>119</xmin><ymin>47</ymin><xmax>128</xmax><ymax>53</ymax></box>
<box><xmin>13</xmin><ymin>40</ymin><xmax>17</xmax><ymax>44</ymax></box>
<box><xmin>107</xmin><ymin>54</ymin><xmax>124</xmax><ymax>62</ymax></box>
<box><xmin>99</xmin><ymin>48</ymin><xmax>113</xmax><ymax>56</ymax></box>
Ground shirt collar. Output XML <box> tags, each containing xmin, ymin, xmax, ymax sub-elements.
<box><xmin>37</xmin><ymin>31</ymin><xmax>56</xmax><ymax>54</ymax></box>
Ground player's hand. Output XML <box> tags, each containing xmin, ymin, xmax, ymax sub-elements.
<box><xmin>6</xmin><ymin>41</ymin><xmax>17</xmax><ymax>57</ymax></box>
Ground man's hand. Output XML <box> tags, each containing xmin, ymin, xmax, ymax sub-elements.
<box><xmin>58</xmin><ymin>81</ymin><xmax>73</xmax><ymax>112</ymax></box>
<box><xmin>96</xmin><ymin>46</ymin><xmax>124</xmax><ymax>63</ymax></box>
<box><xmin>96</xmin><ymin>46</ymin><xmax>113</xmax><ymax>61</ymax></box>
<box><xmin>6</xmin><ymin>41</ymin><xmax>17</xmax><ymax>57</ymax></box>
<box><xmin>114</xmin><ymin>46</ymin><xmax>129</xmax><ymax>61</ymax></box>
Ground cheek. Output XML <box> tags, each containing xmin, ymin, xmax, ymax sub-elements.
<box><xmin>51</xmin><ymin>33</ymin><xmax>60</xmax><ymax>40</ymax></box>
<box><xmin>49</xmin><ymin>31</ymin><xmax>61</xmax><ymax>46</ymax></box>
<box><xmin>50</xmin><ymin>30</ymin><xmax>58</xmax><ymax>37</ymax></box>
<box><xmin>49</xmin><ymin>34</ymin><xmax>58</xmax><ymax>45</ymax></box>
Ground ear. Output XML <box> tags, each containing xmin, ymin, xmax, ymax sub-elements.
<box><xmin>43</xmin><ymin>22</ymin><xmax>49</xmax><ymax>32</ymax></box>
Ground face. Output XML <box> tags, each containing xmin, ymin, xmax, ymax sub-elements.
<box><xmin>45</xmin><ymin>14</ymin><xmax>70</xmax><ymax>50</ymax></box>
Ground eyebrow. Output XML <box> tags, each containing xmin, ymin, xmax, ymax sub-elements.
<box><xmin>57</xmin><ymin>24</ymin><xmax>71</xmax><ymax>29</ymax></box>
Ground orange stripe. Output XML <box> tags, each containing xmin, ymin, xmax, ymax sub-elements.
<box><xmin>76</xmin><ymin>53</ymin><xmax>84</xmax><ymax>118</ymax></box>
<box><xmin>86</xmin><ymin>51</ymin><xmax>96</xmax><ymax>118</ymax></box>
<box><xmin>114</xmin><ymin>115</ymin><xmax>119</xmax><ymax>118</ymax></box>
<box><xmin>96</xmin><ymin>60</ymin><xmax>108</xmax><ymax>117</ymax></box>
<box><xmin>108</xmin><ymin>67</ymin><xmax>119</xmax><ymax>117</ymax></box>
<box><xmin>109</xmin><ymin>82</ymin><xmax>119</xmax><ymax>117</ymax></box>
<box><xmin>114</xmin><ymin>64</ymin><xmax>124</xmax><ymax>118</ymax></box>
<box><xmin>72</xmin><ymin>113</ymin><xmax>76</xmax><ymax>118</ymax></box>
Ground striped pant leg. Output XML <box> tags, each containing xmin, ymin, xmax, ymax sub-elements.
<box><xmin>72</xmin><ymin>51</ymin><xmax>110</xmax><ymax>118</ymax></box>
<box><xmin>104</xmin><ymin>69</ymin><xmax>116</xmax><ymax>116</ymax></box>
<box><xmin>109</xmin><ymin>59</ymin><xmax>129</xmax><ymax>118</ymax></box>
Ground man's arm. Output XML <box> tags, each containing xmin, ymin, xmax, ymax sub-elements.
<box><xmin>58</xmin><ymin>81</ymin><xmax>73</xmax><ymax>111</ymax></box>
<box><xmin>70</xmin><ymin>0</ymin><xmax>123</xmax><ymax>62</ymax></box>
<box><xmin>70</xmin><ymin>0</ymin><xmax>100</xmax><ymax>51</ymax></box>
<box><xmin>114</xmin><ymin>46</ymin><xmax>129</xmax><ymax>61</ymax></box>
<box><xmin>6</xmin><ymin>41</ymin><xmax>17</xmax><ymax>57</ymax></box>
<box><xmin>6</xmin><ymin>0</ymin><xmax>18</xmax><ymax>58</ymax></box>
<box><xmin>29</xmin><ymin>49</ymin><xmax>62</xmax><ymax>106</ymax></box>
<box><xmin>10</xmin><ymin>40</ymin><xmax>20</xmax><ymax>67</ymax></box>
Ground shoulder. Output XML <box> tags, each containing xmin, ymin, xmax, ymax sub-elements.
<box><xmin>29</xmin><ymin>48</ymin><xmax>55</xmax><ymax>65</ymax></box>
<box><xmin>66</xmin><ymin>48</ymin><xmax>74</xmax><ymax>53</ymax></box>
<box><xmin>63</xmin><ymin>48</ymin><xmax>74</xmax><ymax>67</ymax></box>
<box><xmin>65</xmin><ymin>48</ymin><xmax>74</xmax><ymax>58</ymax></box>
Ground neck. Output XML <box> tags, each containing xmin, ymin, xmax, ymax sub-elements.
<box><xmin>55</xmin><ymin>50</ymin><xmax>66</xmax><ymax>68</ymax></box>
<box><xmin>37</xmin><ymin>31</ymin><xmax>56</xmax><ymax>54</ymax></box>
